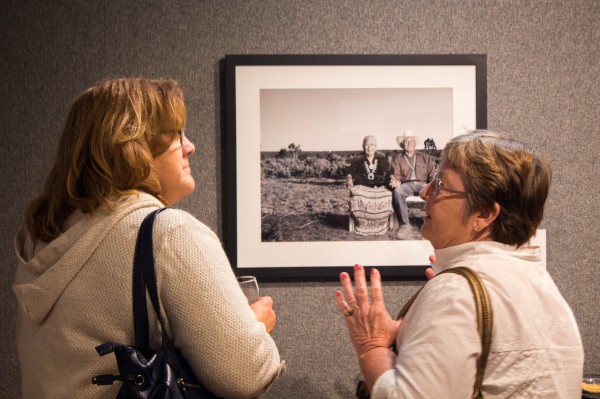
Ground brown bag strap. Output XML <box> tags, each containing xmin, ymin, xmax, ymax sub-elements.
<box><xmin>393</xmin><ymin>266</ymin><xmax>493</xmax><ymax>399</ymax></box>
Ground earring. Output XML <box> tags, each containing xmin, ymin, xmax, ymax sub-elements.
<box><xmin>473</xmin><ymin>224</ymin><xmax>480</xmax><ymax>232</ymax></box>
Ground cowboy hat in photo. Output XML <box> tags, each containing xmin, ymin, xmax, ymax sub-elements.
<box><xmin>396</xmin><ymin>129</ymin><xmax>421</xmax><ymax>146</ymax></box>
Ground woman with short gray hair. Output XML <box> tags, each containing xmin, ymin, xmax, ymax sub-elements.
<box><xmin>335</xmin><ymin>131</ymin><xmax>583</xmax><ymax>398</ymax></box>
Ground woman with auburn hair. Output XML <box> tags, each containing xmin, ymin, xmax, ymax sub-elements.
<box><xmin>14</xmin><ymin>78</ymin><xmax>284</xmax><ymax>398</ymax></box>
<box><xmin>334</xmin><ymin>131</ymin><xmax>583</xmax><ymax>398</ymax></box>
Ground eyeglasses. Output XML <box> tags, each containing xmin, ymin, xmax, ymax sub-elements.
<box><xmin>426</xmin><ymin>167</ymin><xmax>468</xmax><ymax>199</ymax></box>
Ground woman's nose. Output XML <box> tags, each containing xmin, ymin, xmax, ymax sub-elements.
<box><xmin>183</xmin><ymin>137</ymin><xmax>195</xmax><ymax>155</ymax></box>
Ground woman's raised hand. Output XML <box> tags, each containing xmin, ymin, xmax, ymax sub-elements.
<box><xmin>333</xmin><ymin>264</ymin><xmax>400</xmax><ymax>357</ymax></box>
<box><xmin>425</xmin><ymin>254</ymin><xmax>437</xmax><ymax>280</ymax></box>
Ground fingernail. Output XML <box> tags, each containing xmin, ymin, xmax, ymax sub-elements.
<box><xmin>340</xmin><ymin>272</ymin><xmax>348</xmax><ymax>279</ymax></box>
<box><xmin>354</xmin><ymin>264</ymin><xmax>362</xmax><ymax>270</ymax></box>
<box><xmin>371</xmin><ymin>268</ymin><xmax>378</xmax><ymax>275</ymax></box>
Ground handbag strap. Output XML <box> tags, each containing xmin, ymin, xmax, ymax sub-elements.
<box><xmin>132</xmin><ymin>207</ymin><xmax>171</xmax><ymax>350</ymax></box>
<box><xmin>441</xmin><ymin>267</ymin><xmax>492</xmax><ymax>399</ymax></box>
<box><xmin>394</xmin><ymin>266</ymin><xmax>493</xmax><ymax>399</ymax></box>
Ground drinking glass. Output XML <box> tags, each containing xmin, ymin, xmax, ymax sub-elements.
<box><xmin>237</xmin><ymin>276</ymin><xmax>260</xmax><ymax>304</ymax></box>
<box><xmin>582</xmin><ymin>375</ymin><xmax>600</xmax><ymax>397</ymax></box>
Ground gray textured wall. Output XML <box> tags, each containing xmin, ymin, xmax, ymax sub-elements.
<box><xmin>1</xmin><ymin>1</ymin><xmax>598</xmax><ymax>398</ymax></box>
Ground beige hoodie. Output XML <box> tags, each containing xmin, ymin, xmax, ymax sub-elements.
<box><xmin>14</xmin><ymin>193</ymin><xmax>283</xmax><ymax>399</ymax></box>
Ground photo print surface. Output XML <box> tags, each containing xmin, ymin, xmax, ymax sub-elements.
<box><xmin>260</xmin><ymin>87</ymin><xmax>453</xmax><ymax>243</ymax></box>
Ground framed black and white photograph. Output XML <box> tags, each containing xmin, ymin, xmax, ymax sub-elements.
<box><xmin>223</xmin><ymin>54</ymin><xmax>488</xmax><ymax>278</ymax></box>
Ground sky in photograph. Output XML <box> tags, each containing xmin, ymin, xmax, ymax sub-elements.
<box><xmin>260</xmin><ymin>88</ymin><xmax>454</xmax><ymax>152</ymax></box>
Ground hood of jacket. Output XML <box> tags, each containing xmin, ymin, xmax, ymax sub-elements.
<box><xmin>13</xmin><ymin>193</ymin><xmax>162</xmax><ymax>324</ymax></box>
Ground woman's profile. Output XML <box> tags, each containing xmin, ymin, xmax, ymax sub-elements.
<box><xmin>335</xmin><ymin>131</ymin><xmax>583</xmax><ymax>398</ymax></box>
<box><xmin>13</xmin><ymin>78</ymin><xmax>284</xmax><ymax>398</ymax></box>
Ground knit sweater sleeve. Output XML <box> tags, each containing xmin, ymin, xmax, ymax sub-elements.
<box><xmin>151</xmin><ymin>210</ymin><xmax>284</xmax><ymax>399</ymax></box>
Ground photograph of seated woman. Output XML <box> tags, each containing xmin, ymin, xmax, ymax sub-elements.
<box><xmin>334</xmin><ymin>131</ymin><xmax>583</xmax><ymax>398</ymax></box>
<box><xmin>13</xmin><ymin>78</ymin><xmax>284</xmax><ymax>398</ymax></box>
<box><xmin>344</xmin><ymin>135</ymin><xmax>395</xmax><ymax>236</ymax></box>
<box><xmin>345</xmin><ymin>135</ymin><xmax>390</xmax><ymax>188</ymax></box>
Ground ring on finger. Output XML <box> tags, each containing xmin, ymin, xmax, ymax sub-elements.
<box><xmin>344</xmin><ymin>304</ymin><xmax>360</xmax><ymax>316</ymax></box>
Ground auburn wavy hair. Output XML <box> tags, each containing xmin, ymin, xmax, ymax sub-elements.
<box><xmin>27</xmin><ymin>78</ymin><xmax>186</xmax><ymax>241</ymax></box>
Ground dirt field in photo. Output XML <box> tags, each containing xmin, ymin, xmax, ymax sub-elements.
<box><xmin>261</xmin><ymin>177</ymin><xmax>424</xmax><ymax>242</ymax></box>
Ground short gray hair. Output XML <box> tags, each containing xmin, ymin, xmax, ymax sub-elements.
<box><xmin>362</xmin><ymin>135</ymin><xmax>377</xmax><ymax>147</ymax></box>
<box><xmin>441</xmin><ymin>130</ymin><xmax>551</xmax><ymax>246</ymax></box>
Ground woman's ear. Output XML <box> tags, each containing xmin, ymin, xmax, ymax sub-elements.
<box><xmin>475</xmin><ymin>202</ymin><xmax>501</xmax><ymax>230</ymax></box>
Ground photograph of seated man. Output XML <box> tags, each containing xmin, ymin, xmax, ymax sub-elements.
<box><xmin>388</xmin><ymin>130</ymin><xmax>436</xmax><ymax>240</ymax></box>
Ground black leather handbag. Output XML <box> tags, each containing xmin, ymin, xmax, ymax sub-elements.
<box><xmin>92</xmin><ymin>208</ymin><xmax>220</xmax><ymax>399</ymax></box>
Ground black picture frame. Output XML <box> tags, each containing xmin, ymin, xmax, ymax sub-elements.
<box><xmin>223</xmin><ymin>54</ymin><xmax>487</xmax><ymax>279</ymax></box>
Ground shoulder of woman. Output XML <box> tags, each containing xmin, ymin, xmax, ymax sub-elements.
<box><xmin>149</xmin><ymin>209</ymin><xmax>233</xmax><ymax>278</ymax></box>
<box><xmin>152</xmin><ymin>208</ymin><xmax>220</xmax><ymax>244</ymax></box>
<box><xmin>419</xmin><ymin>272</ymin><xmax>475</xmax><ymax>303</ymax></box>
